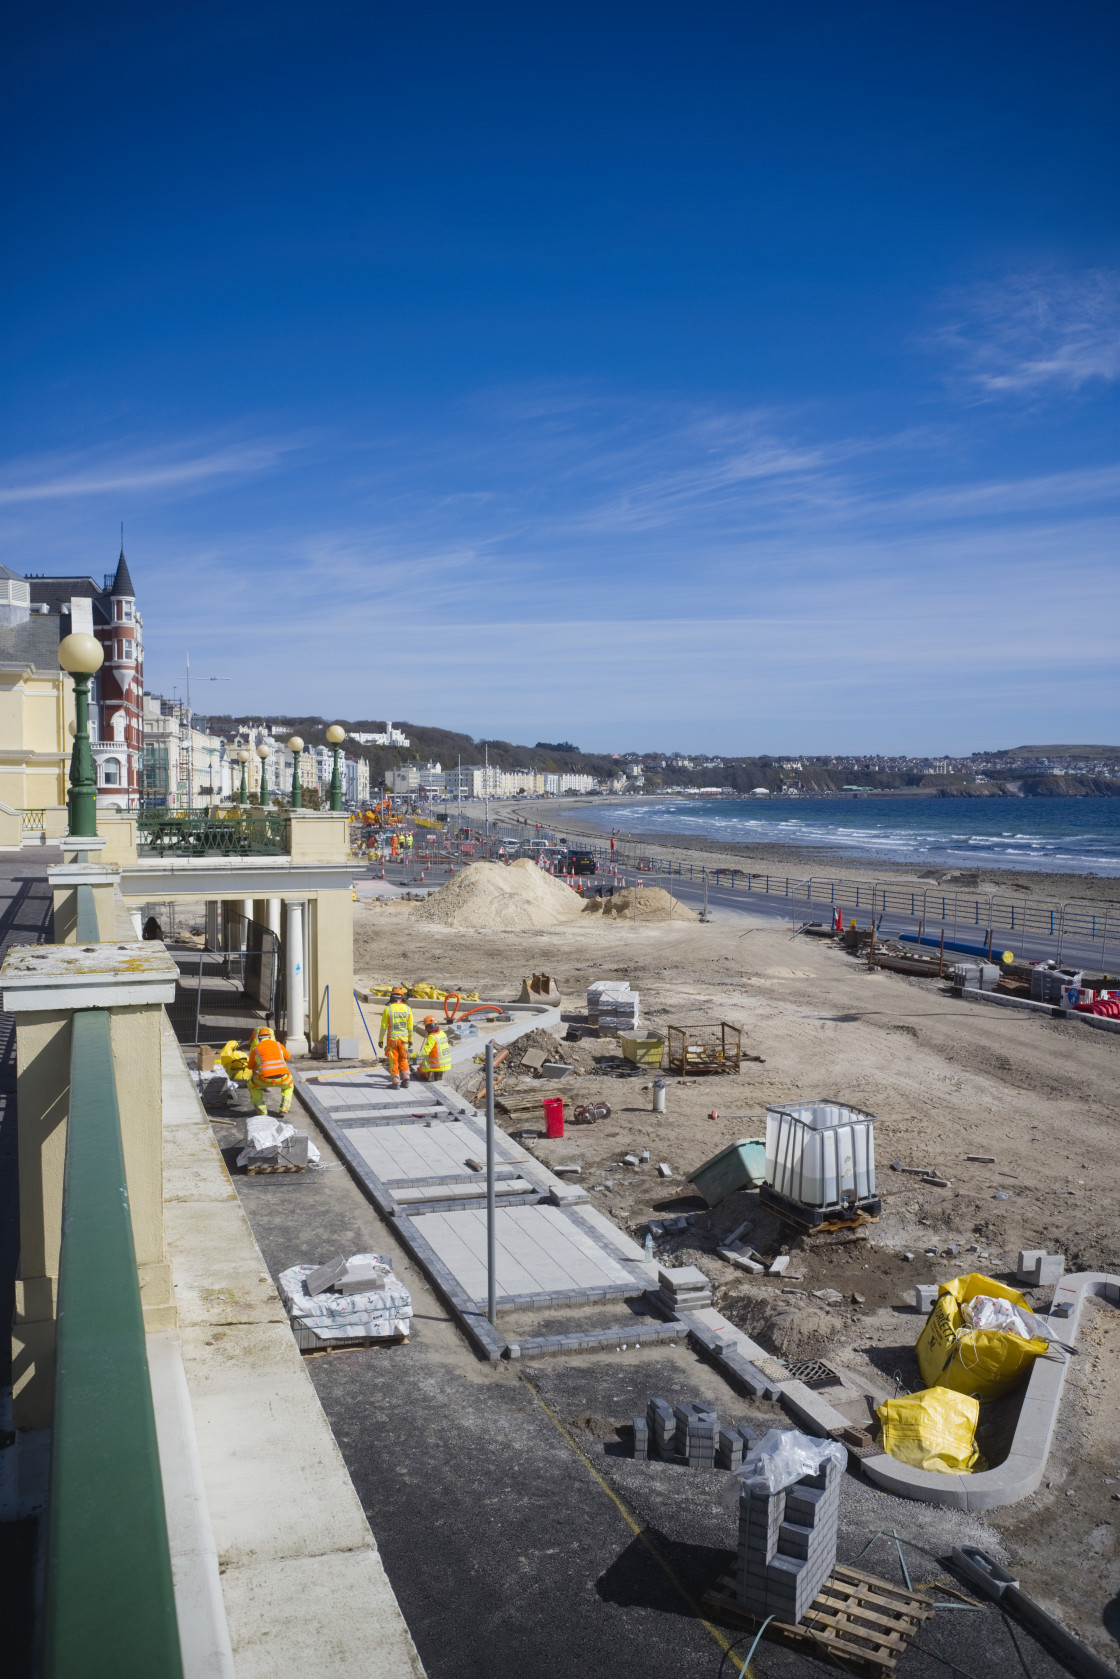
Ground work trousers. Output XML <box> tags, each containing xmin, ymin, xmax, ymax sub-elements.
<box><xmin>250</xmin><ymin>1074</ymin><xmax>293</xmax><ymax>1115</ymax></box>
<box><xmin>385</xmin><ymin>1039</ymin><xmax>410</xmax><ymax>1081</ymax></box>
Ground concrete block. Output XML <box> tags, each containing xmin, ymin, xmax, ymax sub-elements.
<box><xmin>305</xmin><ymin>1256</ymin><xmax>348</xmax><ymax>1297</ymax></box>
<box><xmin>1017</xmin><ymin>1250</ymin><xmax>1045</xmax><ymax>1282</ymax></box>
<box><xmin>914</xmin><ymin>1283</ymin><xmax>938</xmax><ymax>1313</ymax></box>
<box><xmin>769</xmin><ymin>1255</ymin><xmax>790</xmax><ymax>1275</ymax></box>
<box><xmin>633</xmin><ymin>1417</ymin><xmax>649</xmax><ymax>1460</ymax></box>
<box><xmin>1035</xmin><ymin>1254</ymin><xmax>1066</xmax><ymax>1285</ymax></box>
<box><xmin>779</xmin><ymin>1380</ymin><xmax>850</xmax><ymax>1437</ymax></box>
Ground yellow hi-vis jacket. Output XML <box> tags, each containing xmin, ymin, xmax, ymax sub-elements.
<box><xmin>380</xmin><ymin>1000</ymin><xmax>414</xmax><ymax>1044</ymax></box>
<box><xmin>420</xmin><ymin>1030</ymin><xmax>452</xmax><ymax>1073</ymax></box>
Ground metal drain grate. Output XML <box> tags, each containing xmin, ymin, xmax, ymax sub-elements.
<box><xmin>786</xmin><ymin>1359</ymin><xmax>842</xmax><ymax>1389</ymax></box>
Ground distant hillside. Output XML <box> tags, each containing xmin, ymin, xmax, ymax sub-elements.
<box><xmin>997</xmin><ymin>745</ymin><xmax>1120</xmax><ymax>759</ymax></box>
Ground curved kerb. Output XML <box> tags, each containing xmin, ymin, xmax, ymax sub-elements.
<box><xmin>862</xmin><ymin>1273</ymin><xmax>1120</xmax><ymax>1511</ymax></box>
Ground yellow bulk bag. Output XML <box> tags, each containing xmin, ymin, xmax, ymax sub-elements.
<box><xmin>877</xmin><ymin>1387</ymin><xmax>981</xmax><ymax>1473</ymax></box>
<box><xmin>916</xmin><ymin>1272</ymin><xmax>1050</xmax><ymax>1402</ymax></box>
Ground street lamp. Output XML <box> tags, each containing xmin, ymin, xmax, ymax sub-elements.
<box><xmin>287</xmin><ymin>736</ymin><xmax>304</xmax><ymax>808</ymax></box>
<box><xmin>256</xmin><ymin>740</ymin><xmax>271</xmax><ymax>805</ymax></box>
<box><xmin>58</xmin><ymin>632</ymin><xmax>104</xmax><ymax>838</ymax></box>
<box><xmin>326</xmin><ymin>724</ymin><xmax>346</xmax><ymax>812</ymax></box>
<box><xmin>237</xmin><ymin>748</ymin><xmax>250</xmax><ymax>805</ymax></box>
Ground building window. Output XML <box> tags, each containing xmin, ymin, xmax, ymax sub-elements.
<box><xmin>121</xmin><ymin>601</ymin><xmax>133</xmax><ymax>622</ymax></box>
<box><xmin>121</xmin><ymin>639</ymin><xmax>134</xmax><ymax>661</ymax></box>
<box><xmin>102</xmin><ymin>759</ymin><xmax>122</xmax><ymax>786</ymax></box>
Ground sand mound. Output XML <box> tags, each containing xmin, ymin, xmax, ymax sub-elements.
<box><xmin>582</xmin><ymin>886</ymin><xmax>697</xmax><ymax>921</ymax></box>
<box><xmin>413</xmin><ymin>859</ymin><xmax>588</xmax><ymax>931</ymax></box>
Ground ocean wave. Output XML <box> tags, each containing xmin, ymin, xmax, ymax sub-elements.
<box><xmin>579</xmin><ymin>796</ymin><xmax>1120</xmax><ymax>875</ymax></box>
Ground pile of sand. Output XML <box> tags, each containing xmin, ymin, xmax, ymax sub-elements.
<box><xmin>412</xmin><ymin>859</ymin><xmax>588</xmax><ymax>931</ymax></box>
<box><xmin>582</xmin><ymin>886</ymin><xmax>697</xmax><ymax>921</ymax></box>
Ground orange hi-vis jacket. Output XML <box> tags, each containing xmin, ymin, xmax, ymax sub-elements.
<box><xmin>248</xmin><ymin>1034</ymin><xmax>292</xmax><ymax>1084</ymax></box>
<box><xmin>420</xmin><ymin>1030</ymin><xmax>452</xmax><ymax>1073</ymax></box>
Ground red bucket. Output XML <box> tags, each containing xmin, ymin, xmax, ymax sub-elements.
<box><xmin>542</xmin><ymin>1097</ymin><xmax>565</xmax><ymax>1138</ymax></box>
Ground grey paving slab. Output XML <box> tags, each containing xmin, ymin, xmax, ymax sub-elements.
<box><xmin>411</xmin><ymin>1205</ymin><xmax>635</xmax><ymax>1300</ymax></box>
<box><xmin>346</xmin><ymin>1120</ymin><xmax>487</xmax><ymax>1183</ymax></box>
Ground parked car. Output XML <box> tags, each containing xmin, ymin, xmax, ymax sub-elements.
<box><xmin>564</xmin><ymin>848</ymin><xmax>598</xmax><ymax>875</ymax></box>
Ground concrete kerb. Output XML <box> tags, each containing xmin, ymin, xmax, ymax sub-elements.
<box><xmin>862</xmin><ymin>1271</ymin><xmax>1119</xmax><ymax>1510</ymax></box>
<box><xmin>960</xmin><ymin>988</ymin><xmax>1120</xmax><ymax>1034</ymax></box>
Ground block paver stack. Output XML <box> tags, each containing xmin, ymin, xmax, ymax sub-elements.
<box><xmin>676</xmin><ymin>1402</ymin><xmax>719</xmax><ymax>1467</ymax></box>
<box><xmin>657</xmin><ymin>1265</ymin><xmax>712</xmax><ymax>1315</ymax></box>
<box><xmin>736</xmin><ymin>1453</ymin><xmax>841</xmax><ymax>1624</ymax></box>
<box><xmin>588</xmin><ymin>980</ymin><xmax>640</xmax><ymax>1035</ymax></box>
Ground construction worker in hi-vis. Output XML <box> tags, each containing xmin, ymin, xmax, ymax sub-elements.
<box><xmin>247</xmin><ymin>1025</ymin><xmax>294</xmax><ymax>1116</ymax></box>
<box><xmin>379</xmin><ymin>986</ymin><xmax>414</xmax><ymax>1087</ymax></box>
<box><xmin>417</xmin><ymin>1016</ymin><xmax>452</xmax><ymax>1081</ymax></box>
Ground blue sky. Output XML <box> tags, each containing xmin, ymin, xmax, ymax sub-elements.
<box><xmin>2</xmin><ymin>1</ymin><xmax>1117</xmax><ymax>754</ymax></box>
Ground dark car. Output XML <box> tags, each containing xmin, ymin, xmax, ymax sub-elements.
<box><xmin>565</xmin><ymin>848</ymin><xmax>598</xmax><ymax>875</ymax></box>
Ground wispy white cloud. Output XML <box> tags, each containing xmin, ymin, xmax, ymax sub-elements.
<box><xmin>0</xmin><ymin>435</ymin><xmax>303</xmax><ymax>505</ymax></box>
<box><xmin>2</xmin><ymin>387</ymin><xmax>1117</xmax><ymax>751</ymax></box>
<box><xmin>931</xmin><ymin>269</ymin><xmax>1120</xmax><ymax>398</ymax></box>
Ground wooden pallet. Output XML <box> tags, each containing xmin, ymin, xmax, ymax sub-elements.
<box><xmin>297</xmin><ymin>1334</ymin><xmax>408</xmax><ymax>1357</ymax></box>
<box><xmin>702</xmin><ymin>1562</ymin><xmax>933</xmax><ymax>1675</ymax></box>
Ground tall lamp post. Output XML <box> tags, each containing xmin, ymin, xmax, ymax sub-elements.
<box><xmin>287</xmin><ymin>736</ymin><xmax>304</xmax><ymax>809</ymax></box>
<box><xmin>256</xmin><ymin>740</ymin><xmax>271</xmax><ymax>805</ymax></box>
<box><xmin>326</xmin><ymin>724</ymin><xmax>346</xmax><ymax>812</ymax></box>
<box><xmin>237</xmin><ymin>748</ymin><xmax>250</xmax><ymax>805</ymax></box>
<box><xmin>58</xmin><ymin>632</ymin><xmax>105</xmax><ymax>838</ymax></box>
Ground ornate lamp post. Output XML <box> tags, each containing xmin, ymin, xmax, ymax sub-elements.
<box><xmin>256</xmin><ymin>740</ymin><xmax>271</xmax><ymax>805</ymax></box>
<box><xmin>237</xmin><ymin>748</ymin><xmax>250</xmax><ymax>805</ymax></box>
<box><xmin>287</xmin><ymin>736</ymin><xmax>304</xmax><ymax>808</ymax></box>
<box><xmin>58</xmin><ymin>632</ymin><xmax>105</xmax><ymax>838</ymax></box>
<box><xmin>326</xmin><ymin>724</ymin><xmax>346</xmax><ymax>812</ymax></box>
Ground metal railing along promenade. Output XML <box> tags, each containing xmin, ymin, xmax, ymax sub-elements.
<box><xmin>138</xmin><ymin>810</ymin><xmax>287</xmax><ymax>857</ymax></box>
<box><xmin>42</xmin><ymin>882</ymin><xmax>183</xmax><ymax>1675</ymax></box>
<box><xmin>481</xmin><ymin>817</ymin><xmax>1119</xmax><ymax>967</ymax></box>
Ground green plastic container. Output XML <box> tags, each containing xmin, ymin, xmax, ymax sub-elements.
<box><xmin>688</xmin><ymin>1139</ymin><xmax>767</xmax><ymax>1207</ymax></box>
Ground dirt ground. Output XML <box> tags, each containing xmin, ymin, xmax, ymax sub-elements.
<box><xmin>352</xmin><ymin>891</ymin><xmax>1120</xmax><ymax>1660</ymax></box>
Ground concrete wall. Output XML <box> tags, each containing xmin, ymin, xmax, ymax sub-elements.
<box><xmin>0</xmin><ymin>668</ymin><xmax>72</xmax><ymax>812</ymax></box>
<box><xmin>11</xmin><ymin>995</ymin><xmax>174</xmax><ymax>1427</ymax></box>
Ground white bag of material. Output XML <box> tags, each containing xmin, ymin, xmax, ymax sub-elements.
<box><xmin>237</xmin><ymin>1116</ymin><xmax>321</xmax><ymax>1167</ymax></box>
<box><xmin>720</xmin><ymin>1428</ymin><xmax>847</xmax><ymax>1510</ymax></box>
<box><xmin>962</xmin><ymin>1294</ymin><xmax>1038</xmax><ymax>1340</ymax></box>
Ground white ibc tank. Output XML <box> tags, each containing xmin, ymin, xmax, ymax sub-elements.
<box><xmin>765</xmin><ymin>1100</ymin><xmax>876</xmax><ymax>1210</ymax></box>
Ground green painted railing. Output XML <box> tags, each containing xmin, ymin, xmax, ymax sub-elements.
<box><xmin>74</xmin><ymin>883</ymin><xmax>99</xmax><ymax>942</ymax></box>
<box><xmin>43</xmin><ymin>1008</ymin><xmax>183</xmax><ymax>1678</ymax></box>
<box><xmin>138</xmin><ymin>811</ymin><xmax>287</xmax><ymax>857</ymax></box>
<box><xmin>20</xmin><ymin>807</ymin><xmax>45</xmax><ymax>831</ymax></box>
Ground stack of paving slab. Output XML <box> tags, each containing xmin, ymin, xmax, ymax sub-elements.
<box><xmin>657</xmin><ymin>1265</ymin><xmax>712</xmax><ymax>1315</ymax></box>
<box><xmin>278</xmin><ymin>1252</ymin><xmax>413</xmax><ymax>1349</ymax></box>
<box><xmin>736</xmin><ymin>1452</ymin><xmax>841</xmax><ymax>1624</ymax></box>
<box><xmin>587</xmin><ymin>980</ymin><xmax>640</xmax><ymax>1035</ymax></box>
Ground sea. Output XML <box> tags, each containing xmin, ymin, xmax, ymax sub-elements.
<box><xmin>570</xmin><ymin>795</ymin><xmax>1120</xmax><ymax>877</ymax></box>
